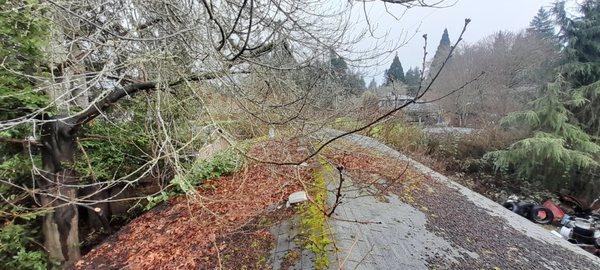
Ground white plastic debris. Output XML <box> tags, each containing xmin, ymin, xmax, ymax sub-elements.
<box><xmin>286</xmin><ymin>191</ymin><xmax>308</xmax><ymax>207</ymax></box>
<box><xmin>268</xmin><ymin>127</ymin><xmax>275</xmax><ymax>139</ymax></box>
<box><xmin>550</xmin><ymin>230</ymin><xmax>563</xmax><ymax>239</ymax></box>
<box><xmin>559</xmin><ymin>226</ymin><xmax>573</xmax><ymax>239</ymax></box>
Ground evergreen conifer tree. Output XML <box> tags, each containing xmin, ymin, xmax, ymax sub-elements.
<box><xmin>429</xmin><ymin>28</ymin><xmax>451</xmax><ymax>77</ymax></box>
<box><xmin>348</xmin><ymin>75</ymin><xmax>366</xmax><ymax>93</ymax></box>
<box><xmin>404</xmin><ymin>67</ymin><xmax>422</xmax><ymax>96</ymax></box>
<box><xmin>368</xmin><ymin>78</ymin><xmax>378</xmax><ymax>89</ymax></box>
<box><xmin>328</xmin><ymin>50</ymin><xmax>365</xmax><ymax>95</ymax></box>
<box><xmin>0</xmin><ymin>3</ymin><xmax>48</xmax><ymax>122</ymax></box>
<box><xmin>529</xmin><ymin>7</ymin><xmax>555</xmax><ymax>39</ymax></box>
<box><xmin>486</xmin><ymin>76</ymin><xmax>599</xmax><ymax>189</ymax></box>
<box><xmin>0</xmin><ymin>1</ymin><xmax>50</xmax><ymax>268</ymax></box>
<box><xmin>329</xmin><ymin>50</ymin><xmax>348</xmax><ymax>75</ymax></box>
<box><xmin>384</xmin><ymin>54</ymin><xmax>405</xmax><ymax>85</ymax></box>
<box><xmin>487</xmin><ymin>0</ymin><xmax>600</xmax><ymax>191</ymax></box>
<box><xmin>555</xmin><ymin>0</ymin><xmax>600</xmax><ymax>136</ymax></box>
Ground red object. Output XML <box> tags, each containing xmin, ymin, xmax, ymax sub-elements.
<box><xmin>543</xmin><ymin>199</ymin><xmax>565</xmax><ymax>222</ymax></box>
<box><xmin>534</xmin><ymin>209</ymin><xmax>547</xmax><ymax>219</ymax></box>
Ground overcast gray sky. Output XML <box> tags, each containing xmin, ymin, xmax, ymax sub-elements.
<box><xmin>354</xmin><ymin>0</ymin><xmax>558</xmax><ymax>84</ymax></box>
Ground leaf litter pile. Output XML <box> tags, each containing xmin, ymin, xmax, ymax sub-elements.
<box><xmin>76</xmin><ymin>140</ymin><xmax>313</xmax><ymax>269</ymax></box>
<box><xmin>324</xmin><ymin>145</ymin><xmax>426</xmax><ymax>201</ymax></box>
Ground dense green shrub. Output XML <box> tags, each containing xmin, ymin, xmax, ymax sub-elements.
<box><xmin>0</xmin><ymin>1</ymin><xmax>50</xmax><ymax>267</ymax></box>
<box><xmin>368</xmin><ymin>119</ymin><xmax>519</xmax><ymax>174</ymax></box>
<box><xmin>485</xmin><ymin>78</ymin><xmax>599</xmax><ymax>190</ymax></box>
<box><xmin>331</xmin><ymin>117</ymin><xmax>364</xmax><ymax>132</ymax></box>
<box><xmin>75</xmin><ymin>117</ymin><xmax>151</xmax><ymax>183</ymax></box>
<box><xmin>176</xmin><ymin>149</ymin><xmax>242</xmax><ymax>192</ymax></box>
<box><xmin>0</xmin><ymin>0</ymin><xmax>49</xmax><ymax>122</ymax></box>
<box><xmin>0</xmin><ymin>223</ymin><xmax>48</xmax><ymax>270</ymax></box>
<box><xmin>369</xmin><ymin>120</ymin><xmax>427</xmax><ymax>153</ymax></box>
<box><xmin>145</xmin><ymin>150</ymin><xmax>242</xmax><ymax>210</ymax></box>
<box><xmin>0</xmin><ymin>155</ymin><xmax>49</xmax><ymax>269</ymax></box>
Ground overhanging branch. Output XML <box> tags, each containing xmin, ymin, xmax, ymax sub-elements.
<box><xmin>69</xmin><ymin>70</ymin><xmax>248</xmax><ymax>132</ymax></box>
<box><xmin>259</xmin><ymin>18</ymin><xmax>472</xmax><ymax>166</ymax></box>
<box><xmin>0</xmin><ymin>136</ymin><xmax>41</xmax><ymax>147</ymax></box>
<box><xmin>379</xmin><ymin>0</ymin><xmax>446</xmax><ymax>7</ymax></box>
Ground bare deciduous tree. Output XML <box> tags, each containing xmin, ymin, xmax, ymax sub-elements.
<box><xmin>0</xmin><ymin>0</ymin><xmax>455</xmax><ymax>265</ymax></box>
<box><xmin>426</xmin><ymin>31</ymin><xmax>560</xmax><ymax>126</ymax></box>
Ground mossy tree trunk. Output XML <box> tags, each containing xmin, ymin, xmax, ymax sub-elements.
<box><xmin>39</xmin><ymin>117</ymin><xmax>80</xmax><ymax>265</ymax></box>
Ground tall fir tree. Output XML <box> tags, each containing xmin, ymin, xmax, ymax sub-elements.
<box><xmin>486</xmin><ymin>76</ymin><xmax>599</xmax><ymax>190</ymax></box>
<box><xmin>348</xmin><ymin>75</ymin><xmax>366</xmax><ymax>93</ymax></box>
<box><xmin>384</xmin><ymin>54</ymin><xmax>405</xmax><ymax>85</ymax></box>
<box><xmin>529</xmin><ymin>7</ymin><xmax>555</xmax><ymax>39</ymax></box>
<box><xmin>429</xmin><ymin>28</ymin><xmax>451</xmax><ymax>77</ymax></box>
<box><xmin>439</xmin><ymin>28</ymin><xmax>451</xmax><ymax>47</ymax></box>
<box><xmin>487</xmin><ymin>0</ymin><xmax>600</xmax><ymax>192</ymax></box>
<box><xmin>368</xmin><ymin>78</ymin><xmax>378</xmax><ymax>89</ymax></box>
<box><xmin>554</xmin><ymin>0</ymin><xmax>600</xmax><ymax>136</ymax></box>
<box><xmin>404</xmin><ymin>67</ymin><xmax>422</xmax><ymax>96</ymax></box>
<box><xmin>328</xmin><ymin>50</ymin><xmax>365</xmax><ymax>95</ymax></box>
<box><xmin>329</xmin><ymin>49</ymin><xmax>348</xmax><ymax>75</ymax></box>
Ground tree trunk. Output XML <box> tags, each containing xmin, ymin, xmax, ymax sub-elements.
<box><xmin>39</xmin><ymin>117</ymin><xmax>81</xmax><ymax>265</ymax></box>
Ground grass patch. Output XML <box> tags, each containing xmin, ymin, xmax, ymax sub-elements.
<box><xmin>331</xmin><ymin>117</ymin><xmax>363</xmax><ymax>131</ymax></box>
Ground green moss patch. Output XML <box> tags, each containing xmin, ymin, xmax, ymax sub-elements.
<box><xmin>298</xmin><ymin>158</ymin><xmax>333</xmax><ymax>269</ymax></box>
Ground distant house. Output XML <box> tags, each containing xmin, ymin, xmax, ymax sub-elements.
<box><xmin>377</xmin><ymin>93</ymin><xmax>442</xmax><ymax>125</ymax></box>
<box><xmin>377</xmin><ymin>94</ymin><xmax>413</xmax><ymax>108</ymax></box>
